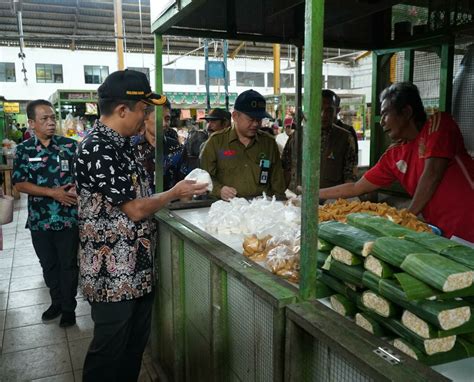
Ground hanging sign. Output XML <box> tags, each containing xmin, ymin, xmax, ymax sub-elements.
<box><xmin>4</xmin><ymin>102</ymin><xmax>20</xmax><ymax>113</ymax></box>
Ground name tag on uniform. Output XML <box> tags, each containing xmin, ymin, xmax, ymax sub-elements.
<box><xmin>60</xmin><ymin>160</ymin><xmax>70</xmax><ymax>172</ymax></box>
<box><xmin>259</xmin><ymin>159</ymin><xmax>271</xmax><ymax>185</ymax></box>
<box><xmin>28</xmin><ymin>157</ymin><xmax>42</xmax><ymax>162</ymax></box>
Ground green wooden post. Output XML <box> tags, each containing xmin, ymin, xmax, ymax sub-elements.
<box><xmin>300</xmin><ymin>0</ymin><xmax>324</xmax><ymax>300</ymax></box>
<box><xmin>439</xmin><ymin>42</ymin><xmax>454</xmax><ymax>113</ymax></box>
<box><xmin>295</xmin><ymin>45</ymin><xmax>303</xmax><ymax>187</ymax></box>
<box><xmin>403</xmin><ymin>49</ymin><xmax>414</xmax><ymax>82</ymax></box>
<box><xmin>0</xmin><ymin>102</ymin><xmax>4</xmax><ymax>146</ymax></box>
<box><xmin>155</xmin><ymin>34</ymin><xmax>164</xmax><ymax>193</ymax></box>
<box><xmin>370</xmin><ymin>52</ymin><xmax>380</xmax><ymax>167</ymax></box>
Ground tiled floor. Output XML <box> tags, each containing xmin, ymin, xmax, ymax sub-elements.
<box><xmin>0</xmin><ymin>197</ymin><xmax>159</xmax><ymax>381</ymax></box>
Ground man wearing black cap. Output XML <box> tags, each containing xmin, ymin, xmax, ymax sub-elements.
<box><xmin>200</xmin><ymin>89</ymin><xmax>286</xmax><ymax>200</ymax></box>
<box><xmin>74</xmin><ymin>69</ymin><xmax>208</xmax><ymax>381</ymax></box>
<box><xmin>201</xmin><ymin>107</ymin><xmax>231</xmax><ymax>134</ymax></box>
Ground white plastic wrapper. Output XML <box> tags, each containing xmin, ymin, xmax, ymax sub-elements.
<box><xmin>204</xmin><ymin>193</ymin><xmax>301</xmax><ymax>238</ymax></box>
<box><xmin>184</xmin><ymin>168</ymin><xmax>213</xmax><ymax>192</ymax></box>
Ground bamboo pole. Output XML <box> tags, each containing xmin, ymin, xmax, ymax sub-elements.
<box><xmin>273</xmin><ymin>44</ymin><xmax>281</xmax><ymax>96</ymax></box>
<box><xmin>113</xmin><ymin>0</ymin><xmax>125</xmax><ymax>70</ymax></box>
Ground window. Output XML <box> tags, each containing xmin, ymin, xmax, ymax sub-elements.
<box><xmin>236</xmin><ymin>71</ymin><xmax>265</xmax><ymax>87</ymax></box>
<box><xmin>84</xmin><ymin>65</ymin><xmax>109</xmax><ymax>84</ymax></box>
<box><xmin>0</xmin><ymin>63</ymin><xmax>16</xmax><ymax>82</ymax></box>
<box><xmin>36</xmin><ymin>64</ymin><xmax>63</xmax><ymax>83</ymax></box>
<box><xmin>198</xmin><ymin>70</ymin><xmax>230</xmax><ymax>85</ymax></box>
<box><xmin>327</xmin><ymin>75</ymin><xmax>351</xmax><ymax>89</ymax></box>
<box><xmin>128</xmin><ymin>67</ymin><xmax>150</xmax><ymax>80</ymax></box>
<box><xmin>163</xmin><ymin>68</ymin><xmax>196</xmax><ymax>85</ymax></box>
<box><xmin>267</xmin><ymin>73</ymin><xmax>295</xmax><ymax>88</ymax></box>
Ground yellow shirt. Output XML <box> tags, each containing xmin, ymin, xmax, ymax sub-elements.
<box><xmin>200</xmin><ymin>127</ymin><xmax>286</xmax><ymax>199</ymax></box>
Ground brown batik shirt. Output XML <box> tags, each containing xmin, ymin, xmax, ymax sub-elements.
<box><xmin>74</xmin><ymin>121</ymin><xmax>155</xmax><ymax>303</ymax></box>
<box><xmin>282</xmin><ymin>125</ymin><xmax>357</xmax><ymax>191</ymax></box>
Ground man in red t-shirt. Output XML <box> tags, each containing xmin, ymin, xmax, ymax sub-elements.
<box><xmin>320</xmin><ymin>82</ymin><xmax>474</xmax><ymax>242</ymax></box>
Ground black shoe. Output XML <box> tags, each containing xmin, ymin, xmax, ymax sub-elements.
<box><xmin>59</xmin><ymin>311</ymin><xmax>76</xmax><ymax>328</ymax></box>
<box><xmin>42</xmin><ymin>305</ymin><xmax>62</xmax><ymax>321</ymax></box>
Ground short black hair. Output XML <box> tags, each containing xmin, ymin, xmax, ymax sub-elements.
<box><xmin>26</xmin><ymin>99</ymin><xmax>53</xmax><ymax>120</ymax></box>
<box><xmin>98</xmin><ymin>98</ymin><xmax>140</xmax><ymax>116</ymax></box>
<box><xmin>322</xmin><ymin>89</ymin><xmax>338</xmax><ymax>106</ymax></box>
<box><xmin>380</xmin><ymin>82</ymin><xmax>427</xmax><ymax>128</ymax></box>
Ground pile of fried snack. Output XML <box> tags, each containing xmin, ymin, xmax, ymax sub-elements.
<box><xmin>318</xmin><ymin>199</ymin><xmax>431</xmax><ymax>233</ymax></box>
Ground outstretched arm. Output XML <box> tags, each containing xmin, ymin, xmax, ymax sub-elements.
<box><xmin>319</xmin><ymin>176</ymin><xmax>380</xmax><ymax>200</ymax></box>
<box><xmin>120</xmin><ymin>180</ymin><xmax>208</xmax><ymax>221</ymax></box>
<box><xmin>408</xmin><ymin>157</ymin><xmax>449</xmax><ymax>215</ymax></box>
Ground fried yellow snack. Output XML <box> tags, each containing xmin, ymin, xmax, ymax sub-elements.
<box><xmin>318</xmin><ymin>199</ymin><xmax>431</xmax><ymax>233</ymax></box>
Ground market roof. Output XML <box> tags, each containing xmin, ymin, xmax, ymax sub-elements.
<box><xmin>153</xmin><ymin>0</ymin><xmax>474</xmax><ymax>50</ymax></box>
<box><xmin>0</xmin><ymin>0</ymin><xmax>153</xmax><ymax>52</ymax></box>
<box><xmin>0</xmin><ymin>0</ymin><xmax>359</xmax><ymax>62</ymax></box>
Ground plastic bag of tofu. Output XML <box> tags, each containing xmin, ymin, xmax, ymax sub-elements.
<box><xmin>266</xmin><ymin>244</ymin><xmax>300</xmax><ymax>283</ymax></box>
<box><xmin>184</xmin><ymin>168</ymin><xmax>213</xmax><ymax>192</ymax></box>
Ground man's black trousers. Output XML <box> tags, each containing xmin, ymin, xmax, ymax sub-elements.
<box><xmin>82</xmin><ymin>291</ymin><xmax>154</xmax><ymax>382</ymax></box>
<box><xmin>31</xmin><ymin>227</ymin><xmax>79</xmax><ymax>312</ymax></box>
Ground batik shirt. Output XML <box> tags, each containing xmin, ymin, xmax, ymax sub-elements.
<box><xmin>133</xmin><ymin>135</ymin><xmax>186</xmax><ymax>191</ymax></box>
<box><xmin>12</xmin><ymin>135</ymin><xmax>78</xmax><ymax>231</ymax></box>
<box><xmin>74</xmin><ymin>121</ymin><xmax>155</xmax><ymax>303</ymax></box>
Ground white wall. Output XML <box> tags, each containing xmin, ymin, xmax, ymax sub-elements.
<box><xmin>0</xmin><ymin>46</ymin><xmax>360</xmax><ymax>101</ymax></box>
<box><xmin>348</xmin><ymin>55</ymin><xmax>373</xmax><ymax>103</ymax></box>
<box><xmin>0</xmin><ymin>46</ymin><xmax>155</xmax><ymax>101</ymax></box>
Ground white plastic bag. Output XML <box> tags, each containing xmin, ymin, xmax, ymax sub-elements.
<box><xmin>185</xmin><ymin>168</ymin><xmax>213</xmax><ymax>192</ymax></box>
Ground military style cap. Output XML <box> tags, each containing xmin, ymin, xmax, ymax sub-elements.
<box><xmin>234</xmin><ymin>89</ymin><xmax>272</xmax><ymax>119</ymax></box>
<box><xmin>98</xmin><ymin>69</ymin><xmax>167</xmax><ymax>106</ymax></box>
<box><xmin>201</xmin><ymin>108</ymin><xmax>231</xmax><ymax>121</ymax></box>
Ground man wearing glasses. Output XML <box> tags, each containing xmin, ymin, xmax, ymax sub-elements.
<box><xmin>74</xmin><ymin>70</ymin><xmax>207</xmax><ymax>381</ymax></box>
<box><xmin>12</xmin><ymin>99</ymin><xmax>79</xmax><ymax>328</ymax></box>
<box><xmin>200</xmin><ymin>89</ymin><xmax>286</xmax><ymax>200</ymax></box>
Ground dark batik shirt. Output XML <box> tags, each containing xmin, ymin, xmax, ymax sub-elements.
<box><xmin>321</xmin><ymin>126</ymin><xmax>358</xmax><ymax>183</ymax></box>
<box><xmin>74</xmin><ymin>121</ymin><xmax>155</xmax><ymax>303</ymax></box>
<box><xmin>12</xmin><ymin>135</ymin><xmax>78</xmax><ymax>231</ymax></box>
<box><xmin>282</xmin><ymin>126</ymin><xmax>357</xmax><ymax>191</ymax></box>
<box><xmin>133</xmin><ymin>135</ymin><xmax>186</xmax><ymax>191</ymax></box>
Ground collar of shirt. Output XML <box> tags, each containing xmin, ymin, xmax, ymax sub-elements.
<box><xmin>228</xmin><ymin>126</ymin><xmax>260</xmax><ymax>146</ymax></box>
<box><xmin>33</xmin><ymin>134</ymin><xmax>60</xmax><ymax>151</ymax></box>
<box><xmin>93</xmin><ymin>120</ymin><xmax>129</xmax><ymax>149</ymax></box>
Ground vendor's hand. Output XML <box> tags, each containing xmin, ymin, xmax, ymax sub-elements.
<box><xmin>220</xmin><ymin>186</ymin><xmax>237</xmax><ymax>201</ymax></box>
<box><xmin>171</xmin><ymin>180</ymin><xmax>208</xmax><ymax>200</ymax></box>
<box><xmin>50</xmin><ymin>184</ymin><xmax>77</xmax><ymax>206</ymax></box>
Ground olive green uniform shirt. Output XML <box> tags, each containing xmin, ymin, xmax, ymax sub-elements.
<box><xmin>200</xmin><ymin>127</ymin><xmax>286</xmax><ymax>199</ymax></box>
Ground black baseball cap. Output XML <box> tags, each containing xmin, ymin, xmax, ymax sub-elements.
<box><xmin>234</xmin><ymin>89</ymin><xmax>271</xmax><ymax>119</ymax></box>
<box><xmin>98</xmin><ymin>69</ymin><xmax>167</xmax><ymax>106</ymax></box>
<box><xmin>200</xmin><ymin>108</ymin><xmax>231</xmax><ymax>121</ymax></box>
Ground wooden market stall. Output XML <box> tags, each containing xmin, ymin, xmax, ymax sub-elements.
<box><xmin>48</xmin><ymin>89</ymin><xmax>99</xmax><ymax>135</ymax></box>
<box><xmin>150</xmin><ymin>1</ymin><xmax>474</xmax><ymax>381</ymax></box>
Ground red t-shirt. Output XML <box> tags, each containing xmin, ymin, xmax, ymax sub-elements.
<box><xmin>365</xmin><ymin>112</ymin><xmax>474</xmax><ymax>241</ymax></box>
